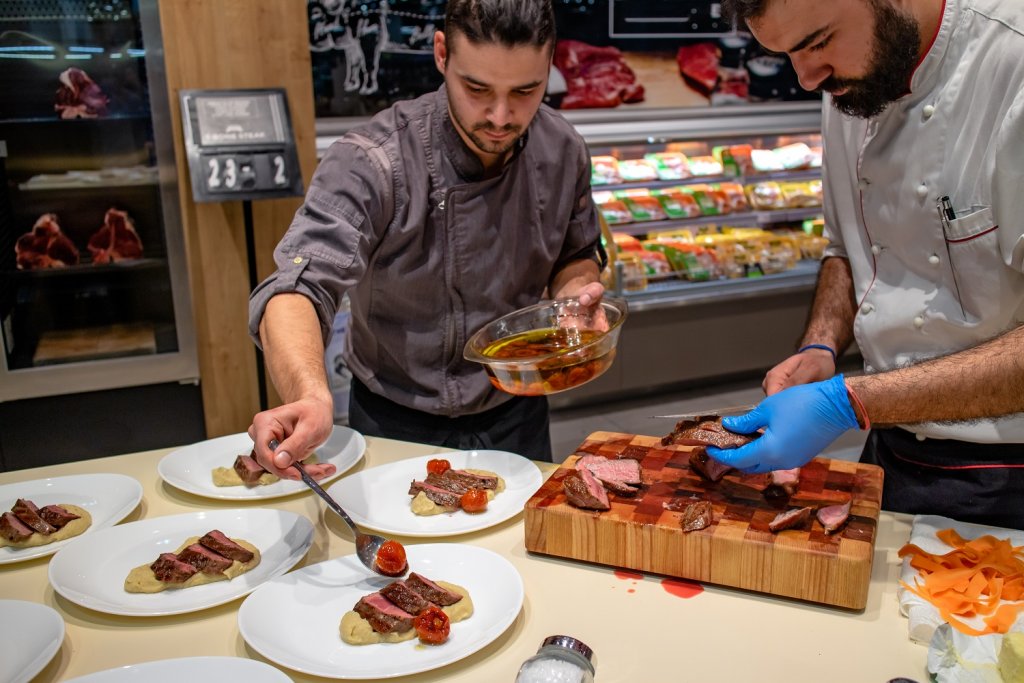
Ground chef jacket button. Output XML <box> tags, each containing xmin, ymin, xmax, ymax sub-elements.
<box><xmin>293</xmin><ymin>257</ymin><xmax>303</xmax><ymax>264</ymax></box>
<box><xmin>858</xmin><ymin>177</ymin><xmax>871</xmax><ymax>190</ymax></box>
<box><xmin>913</xmin><ymin>315</ymin><xmax>925</xmax><ymax>329</ymax></box>
<box><xmin>928</xmin><ymin>254</ymin><xmax>940</xmax><ymax>266</ymax></box>
<box><xmin>923</xmin><ymin>104</ymin><xmax>935</xmax><ymax>119</ymax></box>
<box><xmin>871</xmin><ymin>244</ymin><xmax>881</xmax><ymax>256</ymax></box>
<box><xmin>916</xmin><ymin>432</ymin><xmax>927</xmax><ymax>441</ymax></box>
<box><xmin>860</xmin><ymin>302</ymin><xmax>874</xmax><ymax>315</ymax></box>
<box><xmin>916</xmin><ymin>184</ymin><xmax>928</xmax><ymax>199</ymax></box>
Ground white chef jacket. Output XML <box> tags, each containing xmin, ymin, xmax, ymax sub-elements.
<box><xmin>821</xmin><ymin>0</ymin><xmax>1024</xmax><ymax>443</ymax></box>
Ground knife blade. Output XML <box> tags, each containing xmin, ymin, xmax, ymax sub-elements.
<box><xmin>650</xmin><ymin>403</ymin><xmax>757</xmax><ymax>420</ymax></box>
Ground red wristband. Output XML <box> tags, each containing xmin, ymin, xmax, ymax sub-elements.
<box><xmin>844</xmin><ymin>382</ymin><xmax>871</xmax><ymax>431</ymax></box>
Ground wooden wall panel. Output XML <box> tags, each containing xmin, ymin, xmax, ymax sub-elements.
<box><xmin>159</xmin><ymin>0</ymin><xmax>316</xmax><ymax>436</ymax></box>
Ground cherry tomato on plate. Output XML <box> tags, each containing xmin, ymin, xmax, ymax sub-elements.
<box><xmin>460</xmin><ymin>488</ymin><xmax>488</xmax><ymax>513</ymax></box>
<box><xmin>374</xmin><ymin>540</ymin><xmax>407</xmax><ymax>576</ymax></box>
<box><xmin>426</xmin><ymin>458</ymin><xmax>451</xmax><ymax>476</ymax></box>
<box><xmin>414</xmin><ymin>606</ymin><xmax>451</xmax><ymax>645</ymax></box>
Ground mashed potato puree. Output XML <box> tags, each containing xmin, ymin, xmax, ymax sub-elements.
<box><xmin>124</xmin><ymin>536</ymin><xmax>260</xmax><ymax>593</ymax></box>
<box><xmin>340</xmin><ymin>581</ymin><xmax>473</xmax><ymax>645</ymax></box>
<box><xmin>410</xmin><ymin>469</ymin><xmax>505</xmax><ymax>516</ymax></box>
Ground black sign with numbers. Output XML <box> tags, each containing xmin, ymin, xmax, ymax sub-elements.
<box><xmin>180</xmin><ymin>89</ymin><xmax>304</xmax><ymax>202</ymax></box>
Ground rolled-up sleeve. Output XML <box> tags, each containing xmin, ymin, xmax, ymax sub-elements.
<box><xmin>248</xmin><ymin>138</ymin><xmax>392</xmax><ymax>347</ymax></box>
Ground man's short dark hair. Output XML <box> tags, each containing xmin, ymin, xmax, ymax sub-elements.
<box><xmin>444</xmin><ymin>0</ymin><xmax>556</xmax><ymax>52</ymax></box>
<box><xmin>720</xmin><ymin>0</ymin><xmax>772</xmax><ymax>23</ymax></box>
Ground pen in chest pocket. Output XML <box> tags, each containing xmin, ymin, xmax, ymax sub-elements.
<box><xmin>937</xmin><ymin>195</ymin><xmax>967</xmax><ymax>318</ymax></box>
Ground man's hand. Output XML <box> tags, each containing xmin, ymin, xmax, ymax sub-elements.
<box><xmin>706</xmin><ymin>374</ymin><xmax>860</xmax><ymax>474</ymax></box>
<box><xmin>762</xmin><ymin>349</ymin><xmax>836</xmax><ymax>396</ymax></box>
<box><xmin>248</xmin><ymin>397</ymin><xmax>335</xmax><ymax>479</ymax></box>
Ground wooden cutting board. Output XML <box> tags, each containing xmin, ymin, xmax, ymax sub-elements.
<box><xmin>524</xmin><ymin>431</ymin><xmax>884</xmax><ymax>609</ymax></box>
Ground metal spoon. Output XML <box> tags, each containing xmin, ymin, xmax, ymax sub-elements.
<box><xmin>269</xmin><ymin>439</ymin><xmax>406</xmax><ymax>577</ymax></box>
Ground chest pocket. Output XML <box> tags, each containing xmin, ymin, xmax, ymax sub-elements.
<box><xmin>944</xmin><ymin>206</ymin><xmax>1004</xmax><ymax>322</ymax></box>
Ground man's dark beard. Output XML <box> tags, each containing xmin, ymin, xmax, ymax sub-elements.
<box><xmin>824</xmin><ymin>0</ymin><xmax>921</xmax><ymax>118</ymax></box>
<box><xmin>449</xmin><ymin>102</ymin><xmax>521</xmax><ymax>157</ymax></box>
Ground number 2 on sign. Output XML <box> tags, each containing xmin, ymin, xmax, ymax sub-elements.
<box><xmin>207</xmin><ymin>158</ymin><xmax>220</xmax><ymax>189</ymax></box>
<box><xmin>273</xmin><ymin>155</ymin><xmax>287</xmax><ymax>186</ymax></box>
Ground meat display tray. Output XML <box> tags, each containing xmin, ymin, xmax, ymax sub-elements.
<box><xmin>524</xmin><ymin>432</ymin><xmax>883</xmax><ymax>609</ymax></box>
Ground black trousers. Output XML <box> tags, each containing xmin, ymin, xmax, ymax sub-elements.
<box><xmin>347</xmin><ymin>376</ymin><xmax>554</xmax><ymax>461</ymax></box>
<box><xmin>860</xmin><ymin>427</ymin><xmax>1024</xmax><ymax>529</ymax></box>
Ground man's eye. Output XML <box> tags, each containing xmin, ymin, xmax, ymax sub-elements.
<box><xmin>809</xmin><ymin>35</ymin><xmax>833</xmax><ymax>52</ymax></box>
<box><xmin>467</xmin><ymin>85</ymin><xmax>485</xmax><ymax>94</ymax></box>
<box><xmin>515</xmin><ymin>89</ymin><xmax>536</xmax><ymax>97</ymax></box>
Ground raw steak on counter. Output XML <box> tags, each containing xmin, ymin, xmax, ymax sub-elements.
<box><xmin>88</xmin><ymin>208</ymin><xmax>143</xmax><ymax>264</ymax></box>
<box><xmin>553</xmin><ymin>40</ymin><xmax>645</xmax><ymax>109</ymax></box>
<box><xmin>54</xmin><ymin>67</ymin><xmax>109</xmax><ymax>119</ymax></box>
<box><xmin>15</xmin><ymin>213</ymin><xmax>79</xmax><ymax>269</ymax></box>
<box><xmin>676</xmin><ymin>43</ymin><xmax>721</xmax><ymax>97</ymax></box>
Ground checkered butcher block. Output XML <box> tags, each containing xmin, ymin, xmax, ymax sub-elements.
<box><xmin>524</xmin><ymin>432</ymin><xmax>884</xmax><ymax>609</ymax></box>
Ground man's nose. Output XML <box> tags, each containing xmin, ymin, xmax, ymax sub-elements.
<box><xmin>488</xmin><ymin>98</ymin><xmax>512</xmax><ymax>127</ymax></box>
<box><xmin>791</xmin><ymin>53</ymin><xmax>832</xmax><ymax>93</ymax></box>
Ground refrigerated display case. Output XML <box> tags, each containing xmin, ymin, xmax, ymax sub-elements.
<box><xmin>0</xmin><ymin>2</ymin><xmax>198</xmax><ymax>404</ymax></box>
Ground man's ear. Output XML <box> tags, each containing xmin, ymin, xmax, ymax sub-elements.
<box><xmin>433</xmin><ymin>30</ymin><xmax>448</xmax><ymax>74</ymax></box>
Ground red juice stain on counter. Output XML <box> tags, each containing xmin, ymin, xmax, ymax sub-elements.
<box><xmin>661</xmin><ymin>578</ymin><xmax>703</xmax><ymax>599</ymax></box>
<box><xmin>614</xmin><ymin>569</ymin><xmax>644</xmax><ymax>581</ymax></box>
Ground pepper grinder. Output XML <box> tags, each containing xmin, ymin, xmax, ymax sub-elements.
<box><xmin>515</xmin><ymin>635</ymin><xmax>595</xmax><ymax>683</ymax></box>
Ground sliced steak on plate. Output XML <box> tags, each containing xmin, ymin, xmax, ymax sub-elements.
<box><xmin>405</xmin><ymin>573</ymin><xmax>463</xmax><ymax>606</ymax></box>
<box><xmin>198</xmin><ymin>530</ymin><xmax>254</xmax><ymax>563</ymax></box>
<box><xmin>150</xmin><ymin>552</ymin><xmax>200</xmax><ymax>583</ymax></box>
<box><xmin>381</xmin><ymin>580</ymin><xmax>433</xmax><ymax>616</ymax></box>
<box><xmin>12</xmin><ymin>499</ymin><xmax>57</xmax><ymax>535</ymax></box>
<box><xmin>177</xmin><ymin>543</ymin><xmax>233</xmax><ymax>575</ymax></box>
<box><xmin>38</xmin><ymin>504</ymin><xmax>80</xmax><ymax>529</ymax></box>
<box><xmin>444</xmin><ymin>469</ymin><xmax>498</xmax><ymax>490</ymax></box>
<box><xmin>408</xmin><ymin>480</ymin><xmax>462</xmax><ymax>508</ymax></box>
<box><xmin>233</xmin><ymin>454</ymin><xmax>267</xmax><ymax>486</ymax></box>
<box><xmin>0</xmin><ymin>512</ymin><xmax>34</xmax><ymax>542</ymax></box>
<box><xmin>423</xmin><ymin>472</ymin><xmax>475</xmax><ymax>495</ymax></box>
<box><xmin>354</xmin><ymin>592</ymin><xmax>416</xmax><ymax>633</ymax></box>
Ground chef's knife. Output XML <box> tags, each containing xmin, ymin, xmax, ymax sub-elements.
<box><xmin>651</xmin><ymin>403</ymin><xmax>757</xmax><ymax>420</ymax></box>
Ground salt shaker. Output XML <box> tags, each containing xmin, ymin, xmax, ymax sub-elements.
<box><xmin>515</xmin><ymin>635</ymin><xmax>595</xmax><ymax>683</ymax></box>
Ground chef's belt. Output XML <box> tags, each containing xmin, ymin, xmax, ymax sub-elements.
<box><xmin>347</xmin><ymin>376</ymin><xmax>553</xmax><ymax>462</ymax></box>
<box><xmin>861</xmin><ymin>427</ymin><xmax>1024</xmax><ymax>529</ymax></box>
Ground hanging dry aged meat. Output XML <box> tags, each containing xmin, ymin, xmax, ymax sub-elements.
<box><xmin>15</xmin><ymin>213</ymin><xmax>80</xmax><ymax>269</ymax></box>
<box><xmin>87</xmin><ymin>208</ymin><xmax>143</xmax><ymax>264</ymax></box>
<box><xmin>553</xmin><ymin>40</ymin><xmax>645</xmax><ymax>109</ymax></box>
<box><xmin>54</xmin><ymin>67</ymin><xmax>109</xmax><ymax>119</ymax></box>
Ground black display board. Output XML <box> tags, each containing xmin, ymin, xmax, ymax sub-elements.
<box><xmin>180</xmin><ymin>88</ymin><xmax>304</xmax><ymax>203</ymax></box>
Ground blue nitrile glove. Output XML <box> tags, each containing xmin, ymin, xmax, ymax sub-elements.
<box><xmin>706</xmin><ymin>374</ymin><xmax>860</xmax><ymax>474</ymax></box>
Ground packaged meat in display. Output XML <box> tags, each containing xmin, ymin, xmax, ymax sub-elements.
<box><xmin>773</xmin><ymin>142</ymin><xmax>815</xmax><ymax>170</ymax></box>
<box><xmin>590</xmin><ymin>156</ymin><xmax>621</xmax><ymax>185</ymax></box>
<box><xmin>15</xmin><ymin>214</ymin><xmax>80</xmax><ymax>270</ymax></box>
<box><xmin>653</xmin><ymin>190</ymin><xmax>702</xmax><ymax>219</ymax></box>
<box><xmin>54</xmin><ymin>67</ymin><xmax>109</xmax><ymax>119</ymax></box>
<box><xmin>684</xmin><ymin>185</ymin><xmax>728</xmax><ymax>216</ymax></box>
<box><xmin>615</xmin><ymin>252</ymin><xmax>648</xmax><ymax>292</ymax></box>
<box><xmin>553</xmin><ymin>40</ymin><xmax>644</xmax><ymax>110</ymax></box>
<box><xmin>687</xmin><ymin>156</ymin><xmax>725</xmax><ymax>177</ymax></box>
<box><xmin>643</xmin><ymin>241</ymin><xmax>716</xmax><ymax>281</ymax></box>
<box><xmin>637</xmin><ymin>249</ymin><xmax>672</xmax><ymax>278</ymax></box>
<box><xmin>676</xmin><ymin>43</ymin><xmax>720</xmax><ymax>97</ymax></box>
<box><xmin>750</xmin><ymin>148</ymin><xmax>784</xmax><ymax>173</ymax></box>
<box><xmin>643</xmin><ymin>152</ymin><xmax>691</xmax><ymax>180</ymax></box>
<box><xmin>612</xmin><ymin>233</ymin><xmax>643</xmax><ymax>252</ymax></box>
<box><xmin>623</xmin><ymin>195</ymin><xmax>667</xmax><ymax>222</ymax></box>
<box><xmin>713</xmin><ymin>144</ymin><xmax>754</xmax><ymax>176</ymax></box>
<box><xmin>716</xmin><ymin>182</ymin><xmax>750</xmax><ymax>213</ymax></box>
<box><xmin>779</xmin><ymin>181</ymin><xmax>822</xmax><ymax>208</ymax></box>
<box><xmin>616</xmin><ymin>159</ymin><xmax>658</xmax><ymax>182</ymax></box>
<box><xmin>594</xmin><ymin>193</ymin><xmax>632</xmax><ymax>225</ymax></box>
<box><xmin>746</xmin><ymin>181</ymin><xmax>787</xmax><ymax>210</ymax></box>
<box><xmin>87</xmin><ymin>208</ymin><xmax>144</xmax><ymax>264</ymax></box>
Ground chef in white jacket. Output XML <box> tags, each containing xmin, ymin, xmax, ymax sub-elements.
<box><xmin>710</xmin><ymin>0</ymin><xmax>1024</xmax><ymax>528</ymax></box>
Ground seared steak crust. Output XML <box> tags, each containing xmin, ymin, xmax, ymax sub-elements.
<box><xmin>233</xmin><ymin>454</ymin><xmax>267</xmax><ymax>486</ymax></box>
<box><xmin>39</xmin><ymin>504</ymin><xmax>80</xmax><ymax>529</ymax></box>
<box><xmin>151</xmin><ymin>552</ymin><xmax>200</xmax><ymax>582</ymax></box>
<box><xmin>12</xmin><ymin>499</ymin><xmax>57</xmax><ymax>535</ymax></box>
<box><xmin>406</xmin><ymin>572</ymin><xmax>463</xmax><ymax>606</ymax></box>
<box><xmin>408</xmin><ymin>480</ymin><xmax>462</xmax><ymax>508</ymax></box>
<box><xmin>681</xmin><ymin>501</ymin><xmax>713</xmax><ymax>532</ymax></box>
<box><xmin>0</xmin><ymin>511</ymin><xmax>34</xmax><ymax>542</ymax></box>
<box><xmin>688</xmin><ymin>448</ymin><xmax>734</xmax><ymax>482</ymax></box>
<box><xmin>563</xmin><ymin>469</ymin><xmax>610</xmax><ymax>510</ymax></box>
<box><xmin>662</xmin><ymin>416</ymin><xmax>760</xmax><ymax>449</ymax></box>
<box><xmin>177</xmin><ymin>543</ymin><xmax>233</xmax><ymax>575</ymax></box>
<box><xmin>355</xmin><ymin>593</ymin><xmax>415</xmax><ymax>633</ymax></box>
<box><xmin>381</xmin><ymin>580</ymin><xmax>433</xmax><ymax>616</ymax></box>
<box><xmin>199</xmin><ymin>529</ymin><xmax>254</xmax><ymax>563</ymax></box>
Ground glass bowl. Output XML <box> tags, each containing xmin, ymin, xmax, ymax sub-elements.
<box><xmin>463</xmin><ymin>297</ymin><xmax>628</xmax><ymax>396</ymax></box>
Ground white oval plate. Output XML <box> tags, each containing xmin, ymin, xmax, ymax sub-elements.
<box><xmin>0</xmin><ymin>474</ymin><xmax>143</xmax><ymax>565</ymax></box>
<box><xmin>0</xmin><ymin>600</ymin><xmax>64</xmax><ymax>683</ymax></box>
<box><xmin>238</xmin><ymin>543</ymin><xmax>524</xmax><ymax>679</ymax></box>
<box><xmin>64</xmin><ymin>657</ymin><xmax>291</xmax><ymax>683</ymax></box>
<box><xmin>48</xmin><ymin>509</ymin><xmax>313</xmax><ymax>616</ymax></box>
<box><xmin>326</xmin><ymin>450</ymin><xmax>542</xmax><ymax>537</ymax></box>
<box><xmin>157</xmin><ymin>426</ymin><xmax>366</xmax><ymax>500</ymax></box>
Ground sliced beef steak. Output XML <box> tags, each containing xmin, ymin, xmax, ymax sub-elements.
<box><xmin>408</xmin><ymin>480</ymin><xmax>461</xmax><ymax>508</ymax></box>
<box><xmin>444</xmin><ymin>469</ymin><xmax>498</xmax><ymax>490</ymax></box>
<box><xmin>817</xmin><ymin>501</ymin><xmax>852</xmax><ymax>535</ymax></box>
<box><xmin>563</xmin><ymin>468</ymin><xmax>610</xmax><ymax>511</ymax></box>
<box><xmin>381</xmin><ymin>580</ymin><xmax>433</xmax><ymax>616</ymax></box>
<box><xmin>12</xmin><ymin>499</ymin><xmax>57</xmax><ymax>535</ymax></box>
<box><xmin>765</xmin><ymin>468</ymin><xmax>801</xmax><ymax>498</ymax></box>
<box><xmin>354</xmin><ymin>592</ymin><xmax>415</xmax><ymax>633</ymax></box>
<box><xmin>769</xmin><ymin>506</ymin><xmax>813</xmax><ymax>533</ymax></box>
<box><xmin>151</xmin><ymin>552</ymin><xmax>200</xmax><ymax>583</ymax></box>
<box><xmin>424</xmin><ymin>472</ymin><xmax>474</xmax><ymax>495</ymax></box>
<box><xmin>405</xmin><ymin>573</ymin><xmax>463</xmax><ymax>606</ymax></box>
<box><xmin>661</xmin><ymin>416</ymin><xmax>759</xmax><ymax>449</ymax></box>
<box><xmin>680</xmin><ymin>501</ymin><xmax>714</xmax><ymax>533</ymax></box>
<box><xmin>198</xmin><ymin>530</ymin><xmax>254</xmax><ymax>563</ymax></box>
<box><xmin>0</xmin><ymin>512</ymin><xmax>34</xmax><ymax>542</ymax></box>
<box><xmin>575</xmin><ymin>455</ymin><xmax>641</xmax><ymax>496</ymax></box>
<box><xmin>688</xmin><ymin>448</ymin><xmax>734</xmax><ymax>482</ymax></box>
<box><xmin>38</xmin><ymin>504</ymin><xmax>80</xmax><ymax>529</ymax></box>
<box><xmin>177</xmin><ymin>543</ymin><xmax>233</xmax><ymax>575</ymax></box>
<box><xmin>233</xmin><ymin>454</ymin><xmax>267</xmax><ymax>486</ymax></box>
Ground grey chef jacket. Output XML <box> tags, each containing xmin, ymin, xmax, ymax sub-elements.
<box><xmin>249</xmin><ymin>86</ymin><xmax>602</xmax><ymax>418</ymax></box>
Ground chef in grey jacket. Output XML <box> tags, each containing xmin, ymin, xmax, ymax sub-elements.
<box><xmin>710</xmin><ymin>0</ymin><xmax>1024</xmax><ymax>527</ymax></box>
<box><xmin>248</xmin><ymin>0</ymin><xmax>605</xmax><ymax>472</ymax></box>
